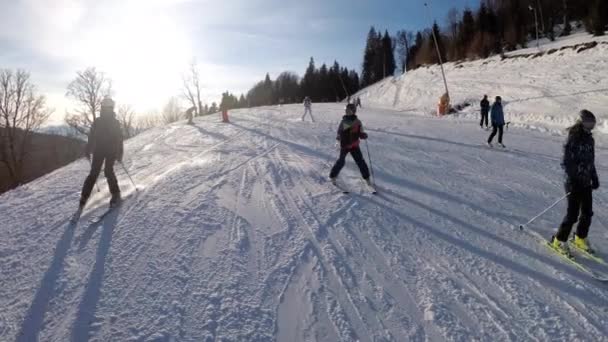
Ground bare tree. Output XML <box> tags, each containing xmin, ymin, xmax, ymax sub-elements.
<box><xmin>162</xmin><ymin>97</ymin><xmax>182</xmax><ymax>124</ymax></box>
<box><xmin>0</xmin><ymin>69</ymin><xmax>52</xmax><ymax>189</ymax></box>
<box><xmin>182</xmin><ymin>60</ymin><xmax>203</xmax><ymax>116</ymax></box>
<box><xmin>65</xmin><ymin>67</ymin><xmax>112</xmax><ymax>135</ymax></box>
<box><xmin>134</xmin><ymin>111</ymin><xmax>162</xmax><ymax>134</ymax></box>
<box><xmin>117</xmin><ymin>104</ymin><xmax>136</xmax><ymax>139</ymax></box>
<box><xmin>395</xmin><ymin>30</ymin><xmax>414</xmax><ymax>73</ymax></box>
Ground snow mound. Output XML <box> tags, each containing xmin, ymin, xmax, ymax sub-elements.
<box><xmin>357</xmin><ymin>32</ymin><xmax>608</xmax><ymax>134</ymax></box>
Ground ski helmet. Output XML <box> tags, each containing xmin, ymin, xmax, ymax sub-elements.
<box><xmin>101</xmin><ymin>96</ymin><xmax>115</xmax><ymax>110</ymax></box>
<box><xmin>345</xmin><ymin>103</ymin><xmax>357</xmax><ymax>115</ymax></box>
<box><xmin>579</xmin><ymin>109</ymin><xmax>596</xmax><ymax>130</ymax></box>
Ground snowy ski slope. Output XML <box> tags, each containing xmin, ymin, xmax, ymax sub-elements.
<box><xmin>2</xmin><ymin>103</ymin><xmax>608</xmax><ymax>341</ymax></box>
<box><xmin>356</xmin><ymin>31</ymin><xmax>608</xmax><ymax>135</ymax></box>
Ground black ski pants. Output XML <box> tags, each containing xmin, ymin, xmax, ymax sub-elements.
<box><xmin>556</xmin><ymin>188</ymin><xmax>593</xmax><ymax>241</ymax></box>
<box><xmin>480</xmin><ymin>111</ymin><xmax>489</xmax><ymax>127</ymax></box>
<box><xmin>330</xmin><ymin>146</ymin><xmax>370</xmax><ymax>180</ymax></box>
<box><xmin>81</xmin><ymin>151</ymin><xmax>120</xmax><ymax>203</ymax></box>
<box><xmin>488</xmin><ymin>124</ymin><xmax>504</xmax><ymax>144</ymax></box>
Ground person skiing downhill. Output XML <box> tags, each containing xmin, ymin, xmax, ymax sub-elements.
<box><xmin>329</xmin><ymin>103</ymin><xmax>371</xmax><ymax>186</ymax></box>
<box><xmin>487</xmin><ymin>96</ymin><xmax>505</xmax><ymax>148</ymax></box>
<box><xmin>480</xmin><ymin>95</ymin><xmax>490</xmax><ymax>129</ymax></box>
<box><xmin>78</xmin><ymin>96</ymin><xmax>124</xmax><ymax>209</ymax></box>
<box><xmin>302</xmin><ymin>96</ymin><xmax>314</xmax><ymax>122</ymax></box>
<box><xmin>551</xmin><ymin>110</ymin><xmax>600</xmax><ymax>257</ymax></box>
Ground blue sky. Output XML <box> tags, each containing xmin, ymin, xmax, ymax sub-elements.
<box><xmin>0</xmin><ymin>0</ymin><xmax>478</xmax><ymax>121</ymax></box>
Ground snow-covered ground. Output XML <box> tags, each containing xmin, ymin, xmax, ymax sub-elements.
<box><xmin>2</xmin><ymin>103</ymin><xmax>608</xmax><ymax>341</ymax></box>
<box><xmin>357</xmin><ymin>31</ymin><xmax>608</xmax><ymax>135</ymax></box>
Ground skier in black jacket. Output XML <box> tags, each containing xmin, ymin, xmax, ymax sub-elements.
<box><xmin>79</xmin><ymin>96</ymin><xmax>124</xmax><ymax>209</ymax></box>
<box><xmin>551</xmin><ymin>110</ymin><xmax>599</xmax><ymax>256</ymax></box>
<box><xmin>480</xmin><ymin>95</ymin><xmax>490</xmax><ymax>129</ymax></box>
<box><xmin>330</xmin><ymin>104</ymin><xmax>371</xmax><ymax>186</ymax></box>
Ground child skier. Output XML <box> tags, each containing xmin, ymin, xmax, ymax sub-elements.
<box><xmin>487</xmin><ymin>96</ymin><xmax>505</xmax><ymax>148</ymax></box>
<box><xmin>551</xmin><ymin>110</ymin><xmax>599</xmax><ymax>257</ymax></box>
<box><xmin>78</xmin><ymin>96</ymin><xmax>124</xmax><ymax>210</ymax></box>
<box><xmin>302</xmin><ymin>96</ymin><xmax>314</xmax><ymax>122</ymax></box>
<box><xmin>329</xmin><ymin>104</ymin><xmax>371</xmax><ymax>186</ymax></box>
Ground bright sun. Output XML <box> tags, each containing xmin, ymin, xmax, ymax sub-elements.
<box><xmin>78</xmin><ymin>3</ymin><xmax>192</xmax><ymax>112</ymax></box>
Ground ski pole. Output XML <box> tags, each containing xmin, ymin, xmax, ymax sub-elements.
<box><xmin>518</xmin><ymin>192</ymin><xmax>570</xmax><ymax>230</ymax></box>
<box><xmin>120</xmin><ymin>162</ymin><xmax>139</xmax><ymax>191</ymax></box>
<box><xmin>365</xmin><ymin>139</ymin><xmax>375</xmax><ymax>185</ymax></box>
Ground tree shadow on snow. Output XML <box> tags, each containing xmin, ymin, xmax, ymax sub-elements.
<box><xmin>70</xmin><ymin>207</ymin><xmax>120</xmax><ymax>342</ymax></box>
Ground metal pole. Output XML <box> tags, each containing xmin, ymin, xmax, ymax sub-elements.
<box><xmin>518</xmin><ymin>192</ymin><xmax>570</xmax><ymax>230</ymax></box>
<box><xmin>530</xmin><ymin>6</ymin><xmax>539</xmax><ymax>49</ymax></box>
<box><xmin>337</xmin><ymin>72</ymin><xmax>350</xmax><ymax>100</ymax></box>
<box><xmin>424</xmin><ymin>2</ymin><xmax>450</xmax><ymax>99</ymax></box>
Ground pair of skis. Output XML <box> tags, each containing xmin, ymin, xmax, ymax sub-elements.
<box><xmin>332</xmin><ymin>179</ymin><xmax>377</xmax><ymax>195</ymax></box>
<box><xmin>520</xmin><ymin>227</ymin><xmax>608</xmax><ymax>282</ymax></box>
<box><xmin>69</xmin><ymin>201</ymin><xmax>122</xmax><ymax>225</ymax></box>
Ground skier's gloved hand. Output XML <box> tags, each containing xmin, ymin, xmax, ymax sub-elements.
<box><xmin>334</xmin><ymin>141</ymin><xmax>340</xmax><ymax>150</ymax></box>
<box><xmin>360</xmin><ymin>132</ymin><xmax>368</xmax><ymax>140</ymax></box>
<box><xmin>592</xmin><ymin>176</ymin><xmax>600</xmax><ymax>190</ymax></box>
<box><xmin>565</xmin><ymin>180</ymin><xmax>575</xmax><ymax>194</ymax></box>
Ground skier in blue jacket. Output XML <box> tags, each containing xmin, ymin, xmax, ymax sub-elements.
<box><xmin>487</xmin><ymin>96</ymin><xmax>505</xmax><ymax>148</ymax></box>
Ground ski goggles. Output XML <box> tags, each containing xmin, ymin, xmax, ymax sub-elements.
<box><xmin>582</xmin><ymin>121</ymin><xmax>596</xmax><ymax>130</ymax></box>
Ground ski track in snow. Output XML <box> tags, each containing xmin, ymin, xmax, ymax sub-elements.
<box><xmin>2</xmin><ymin>103</ymin><xmax>608</xmax><ymax>341</ymax></box>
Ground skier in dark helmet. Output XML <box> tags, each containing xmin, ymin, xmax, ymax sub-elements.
<box><xmin>551</xmin><ymin>109</ymin><xmax>599</xmax><ymax>257</ymax></box>
<box><xmin>330</xmin><ymin>103</ymin><xmax>371</xmax><ymax>186</ymax></box>
<box><xmin>78</xmin><ymin>96</ymin><xmax>124</xmax><ymax>209</ymax></box>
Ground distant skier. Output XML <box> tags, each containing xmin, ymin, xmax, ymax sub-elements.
<box><xmin>186</xmin><ymin>106</ymin><xmax>196</xmax><ymax>125</ymax></box>
<box><xmin>487</xmin><ymin>96</ymin><xmax>505</xmax><ymax>148</ymax></box>
<box><xmin>480</xmin><ymin>95</ymin><xmax>490</xmax><ymax>129</ymax></box>
<box><xmin>78</xmin><ymin>96</ymin><xmax>124</xmax><ymax>209</ymax></box>
<box><xmin>551</xmin><ymin>110</ymin><xmax>599</xmax><ymax>256</ymax></box>
<box><xmin>302</xmin><ymin>96</ymin><xmax>314</xmax><ymax>122</ymax></box>
<box><xmin>330</xmin><ymin>104</ymin><xmax>371</xmax><ymax>186</ymax></box>
<box><xmin>356</xmin><ymin>97</ymin><xmax>362</xmax><ymax>109</ymax></box>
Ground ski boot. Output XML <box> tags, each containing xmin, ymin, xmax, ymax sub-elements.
<box><xmin>364</xmin><ymin>178</ymin><xmax>373</xmax><ymax>187</ymax></box>
<box><xmin>573</xmin><ymin>235</ymin><xmax>595</xmax><ymax>254</ymax></box>
<box><xmin>110</xmin><ymin>192</ymin><xmax>122</xmax><ymax>208</ymax></box>
<box><xmin>550</xmin><ymin>236</ymin><xmax>572</xmax><ymax>258</ymax></box>
<box><xmin>487</xmin><ymin>142</ymin><xmax>493</xmax><ymax>148</ymax></box>
<box><xmin>330</xmin><ymin>177</ymin><xmax>337</xmax><ymax>186</ymax></box>
<box><xmin>498</xmin><ymin>143</ymin><xmax>506</xmax><ymax>148</ymax></box>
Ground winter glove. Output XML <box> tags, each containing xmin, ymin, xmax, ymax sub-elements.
<box><xmin>565</xmin><ymin>180</ymin><xmax>575</xmax><ymax>194</ymax></box>
<box><xmin>592</xmin><ymin>176</ymin><xmax>600</xmax><ymax>190</ymax></box>
<box><xmin>360</xmin><ymin>132</ymin><xmax>368</xmax><ymax>140</ymax></box>
<box><xmin>334</xmin><ymin>141</ymin><xmax>340</xmax><ymax>150</ymax></box>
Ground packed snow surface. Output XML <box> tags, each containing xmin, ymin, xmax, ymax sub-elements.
<box><xmin>357</xmin><ymin>31</ymin><xmax>608</xmax><ymax>135</ymax></box>
<box><xmin>2</xmin><ymin>103</ymin><xmax>608</xmax><ymax>341</ymax></box>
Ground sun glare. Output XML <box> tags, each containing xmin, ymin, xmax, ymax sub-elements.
<box><xmin>79</xmin><ymin>3</ymin><xmax>192</xmax><ymax>111</ymax></box>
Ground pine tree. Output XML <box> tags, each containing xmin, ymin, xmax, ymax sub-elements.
<box><xmin>589</xmin><ymin>0</ymin><xmax>607</xmax><ymax>36</ymax></box>
<box><xmin>301</xmin><ymin>57</ymin><xmax>316</xmax><ymax>100</ymax></box>
<box><xmin>382</xmin><ymin>30</ymin><xmax>396</xmax><ymax>77</ymax></box>
<box><xmin>361</xmin><ymin>27</ymin><xmax>378</xmax><ymax>87</ymax></box>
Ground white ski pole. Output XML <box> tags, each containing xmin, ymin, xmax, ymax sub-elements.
<box><xmin>518</xmin><ymin>192</ymin><xmax>570</xmax><ymax>230</ymax></box>
<box><xmin>120</xmin><ymin>162</ymin><xmax>139</xmax><ymax>192</ymax></box>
